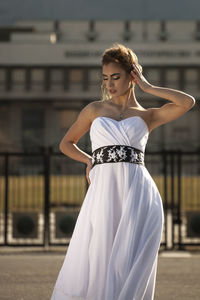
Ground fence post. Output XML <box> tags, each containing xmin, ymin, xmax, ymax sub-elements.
<box><xmin>163</xmin><ymin>150</ymin><xmax>168</xmax><ymax>250</ymax></box>
<box><xmin>177</xmin><ymin>151</ymin><xmax>183</xmax><ymax>250</ymax></box>
<box><xmin>170</xmin><ymin>152</ymin><xmax>175</xmax><ymax>249</ymax></box>
<box><xmin>4</xmin><ymin>153</ymin><xmax>9</xmax><ymax>245</ymax></box>
<box><xmin>43</xmin><ymin>147</ymin><xmax>50</xmax><ymax>248</ymax></box>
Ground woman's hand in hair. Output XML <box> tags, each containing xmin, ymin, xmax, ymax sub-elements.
<box><xmin>130</xmin><ymin>62</ymin><xmax>152</xmax><ymax>93</ymax></box>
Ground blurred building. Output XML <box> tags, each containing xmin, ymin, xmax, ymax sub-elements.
<box><xmin>0</xmin><ymin>19</ymin><xmax>199</xmax><ymax>153</ymax></box>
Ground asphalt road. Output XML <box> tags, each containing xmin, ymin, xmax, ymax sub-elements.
<box><xmin>0</xmin><ymin>248</ymin><xmax>200</xmax><ymax>300</ymax></box>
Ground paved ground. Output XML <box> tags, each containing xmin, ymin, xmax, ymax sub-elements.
<box><xmin>0</xmin><ymin>248</ymin><xmax>200</xmax><ymax>300</ymax></box>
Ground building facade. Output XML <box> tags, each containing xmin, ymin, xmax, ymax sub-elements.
<box><xmin>0</xmin><ymin>20</ymin><xmax>199</xmax><ymax>154</ymax></box>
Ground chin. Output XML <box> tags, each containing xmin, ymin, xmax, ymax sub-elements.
<box><xmin>109</xmin><ymin>92</ymin><xmax>118</xmax><ymax>97</ymax></box>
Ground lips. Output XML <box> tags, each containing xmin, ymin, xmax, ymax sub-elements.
<box><xmin>109</xmin><ymin>89</ymin><xmax>117</xmax><ymax>94</ymax></box>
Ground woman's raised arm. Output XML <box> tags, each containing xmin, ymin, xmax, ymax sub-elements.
<box><xmin>131</xmin><ymin>62</ymin><xmax>195</xmax><ymax>131</ymax></box>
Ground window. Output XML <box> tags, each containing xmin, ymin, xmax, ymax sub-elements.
<box><xmin>31</xmin><ymin>69</ymin><xmax>45</xmax><ymax>91</ymax></box>
<box><xmin>50</xmin><ymin>69</ymin><xmax>64</xmax><ymax>91</ymax></box>
<box><xmin>165</xmin><ymin>69</ymin><xmax>179</xmax><ymax>89</ymax></box>
<box><xmin>145</xmin><ymin>68</ymin><xmax>161</xmax><ymax>86</ymax></box>
<box><xmin>89</xmin><ymin>68</ymin><xmax>101</xmax><ymax>91</ymax></box>
<box><xmin>12</xmin><ymin>69</ymin><xmax>25</xmax><ymax>91</ymax></box>
<box><xmin>59</xmin><ymin>109</ymin><xmax>79</xmax><ymax>133</ymax></box>
<box><xmin>69</xmin><ymin>69</ymin><xmax>83</xmax><ymax>91</ymax></box>
<box><xmin>63</xmin><ymin>68</ymin><xmax>70</xmax><ymax>90</ymax></box>
<box><xmin>173</xmin><ymin>127</ymin><xmax>191</xmax><ymax>149</ymax></box>
<box><xmin>21</xmin><ymin>109</ymin><xmax>44</xmax><ymax>149</ymax></box>
<box><xmin>184</xmin><ymin>68</ymin><xmax>199</xmax><ymax>91</ymax></box>
<box><xmin>0</xmin><ymin>103</ymin><xmax>9</xmax><ymax>151</ymax></box>
<box><xmin>0</xmin><ymin>69</ymin><xmax>6</xmax><ymax>91</ymax></box>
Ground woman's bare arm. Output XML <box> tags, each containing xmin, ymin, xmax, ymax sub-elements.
<box><xmin>131</xmin><ymin>62</ymin><xmax>195</xmax><ymax>131</ymax></box>
<box><xmin>59</xmin><ymin>102</ymin><xmax>95</xmax><ymax>164</ymax></box>
<box><xmin>59</xmin><ymin>102</ymin><xmax>97</xmax><ymax>184</ymax></box>
<box><xmin>145</xmin><ymin>85</ymin><xmax>195</xmax><ymax>130</ymax></box>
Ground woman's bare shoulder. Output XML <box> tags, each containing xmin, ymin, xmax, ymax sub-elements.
<box><xmin>83</xmin><ymin>100</ymin><xmax>105</xmax><ymax>119</ymax></box>
<box><xmin>90</xmin><ymin>100</ymin><xmax>104</xmax><ymax>108</ymax></box>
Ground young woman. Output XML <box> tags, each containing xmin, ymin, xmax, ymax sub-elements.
<box><xmin>51</xmin><ymin>43</ymin><xmax>195</xmax><ymax>300</ymax></box>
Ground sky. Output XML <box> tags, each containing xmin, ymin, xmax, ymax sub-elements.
<box><xmin>0</xmin><ymin>0</ymin><xmax>199</xmax><ymax>25</ymax></box>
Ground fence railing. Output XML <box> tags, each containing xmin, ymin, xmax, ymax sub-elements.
<box><xmin>0</xmin><ymin>149</ymin><xmax>200</xmax><ymax>250</ymax></box>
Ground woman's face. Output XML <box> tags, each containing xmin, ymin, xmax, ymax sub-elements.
<box><xmin>102</xmin><ymin>62</ymin><xmax>132</xmax><ymax>98</ymax></box>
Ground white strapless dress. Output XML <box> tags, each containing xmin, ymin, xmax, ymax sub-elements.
<box><xmin>51</xmin><ymin>116</ymin><xmax>164</xmax><ymax>300</ymax></box>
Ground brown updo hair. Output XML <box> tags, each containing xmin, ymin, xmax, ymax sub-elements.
<box><xmin>101</xmin><ymin>43</ymin><xmax>142</xmax><ymax>101</ymax></box>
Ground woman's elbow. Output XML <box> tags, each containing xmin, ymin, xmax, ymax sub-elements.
<box><xmin>188</xmin><ymin>96</ymin><xmax>196</xmax><ymax>108</ymax></box>
<box><xmin>59</xmin><ymin>140</ymin><xmax>67</xmax><ymax>153</ymax></box>
<box><xmin>59</xmin><ymin>141</ymin><xmax>64</xmax><ymax>153</ymax></box>
<box><xmin>184</xmin><ymin>96</ymin><xmax>196</xmax><ymax>110</ymax></box>
<box><xmin>59</xmin><ymin>139</ymin><xmax>74</xmax><ymax>154</ymax></box>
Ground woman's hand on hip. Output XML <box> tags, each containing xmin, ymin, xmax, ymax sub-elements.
<box><xmin>86</xmin><ymin>158</ymin><xmax>93</xmax><ymax>185</ymax></box>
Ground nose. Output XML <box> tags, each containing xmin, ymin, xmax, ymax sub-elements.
<box><xmin>108</xmin><ymin>78</ymin><xmax>114</xmax><ymax>87</ymax></box>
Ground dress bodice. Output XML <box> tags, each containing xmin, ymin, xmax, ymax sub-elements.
<box><xmin>89</xmin><ymin>116</ymin><xmax>149</xmax><ymax>153</ymax></box>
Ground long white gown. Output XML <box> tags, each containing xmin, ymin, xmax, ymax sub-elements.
<box><xmin>51</xmin><ymin>116</ymin><xmax>164</xmax><ymax>300</ymax></box>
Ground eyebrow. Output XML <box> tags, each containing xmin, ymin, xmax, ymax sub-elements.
<box><xmin>102</xmin><ymin>73</ymin><xmax>120</xmax><ymax>77</ymax></box>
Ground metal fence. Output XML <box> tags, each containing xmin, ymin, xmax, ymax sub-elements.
<box><xmin>0</xmin><ymin>149</ymin><xmax>200</xmax><ymax>250</ymax></box>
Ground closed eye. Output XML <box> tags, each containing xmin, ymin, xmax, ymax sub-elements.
<box><xmin>103</xmin><ymin>77</ymin><xmax>120</xmax><ymax>81</ymax></box>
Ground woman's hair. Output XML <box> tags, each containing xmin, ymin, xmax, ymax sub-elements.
<box><xmin>101</xmin><ymin>43</ymin><xmax>142</xmax><ymax>101</ymax></box>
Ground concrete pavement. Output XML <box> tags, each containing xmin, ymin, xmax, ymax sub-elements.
<box><xmin>0</xmin><ymin>248</ymin><xmax>200</xmax><ymax>300</ymax></box>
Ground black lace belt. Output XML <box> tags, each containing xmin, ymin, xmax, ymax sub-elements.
<box><xmin>91</xmin><ymin>145</ymin><xmax>145</xmax><ymax>168</ymax></box>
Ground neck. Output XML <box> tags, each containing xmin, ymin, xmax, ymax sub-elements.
<box><xmin>110</xmin><ymin>88</ymin><xmax>139</xmax><ymax>110</ymax></box>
